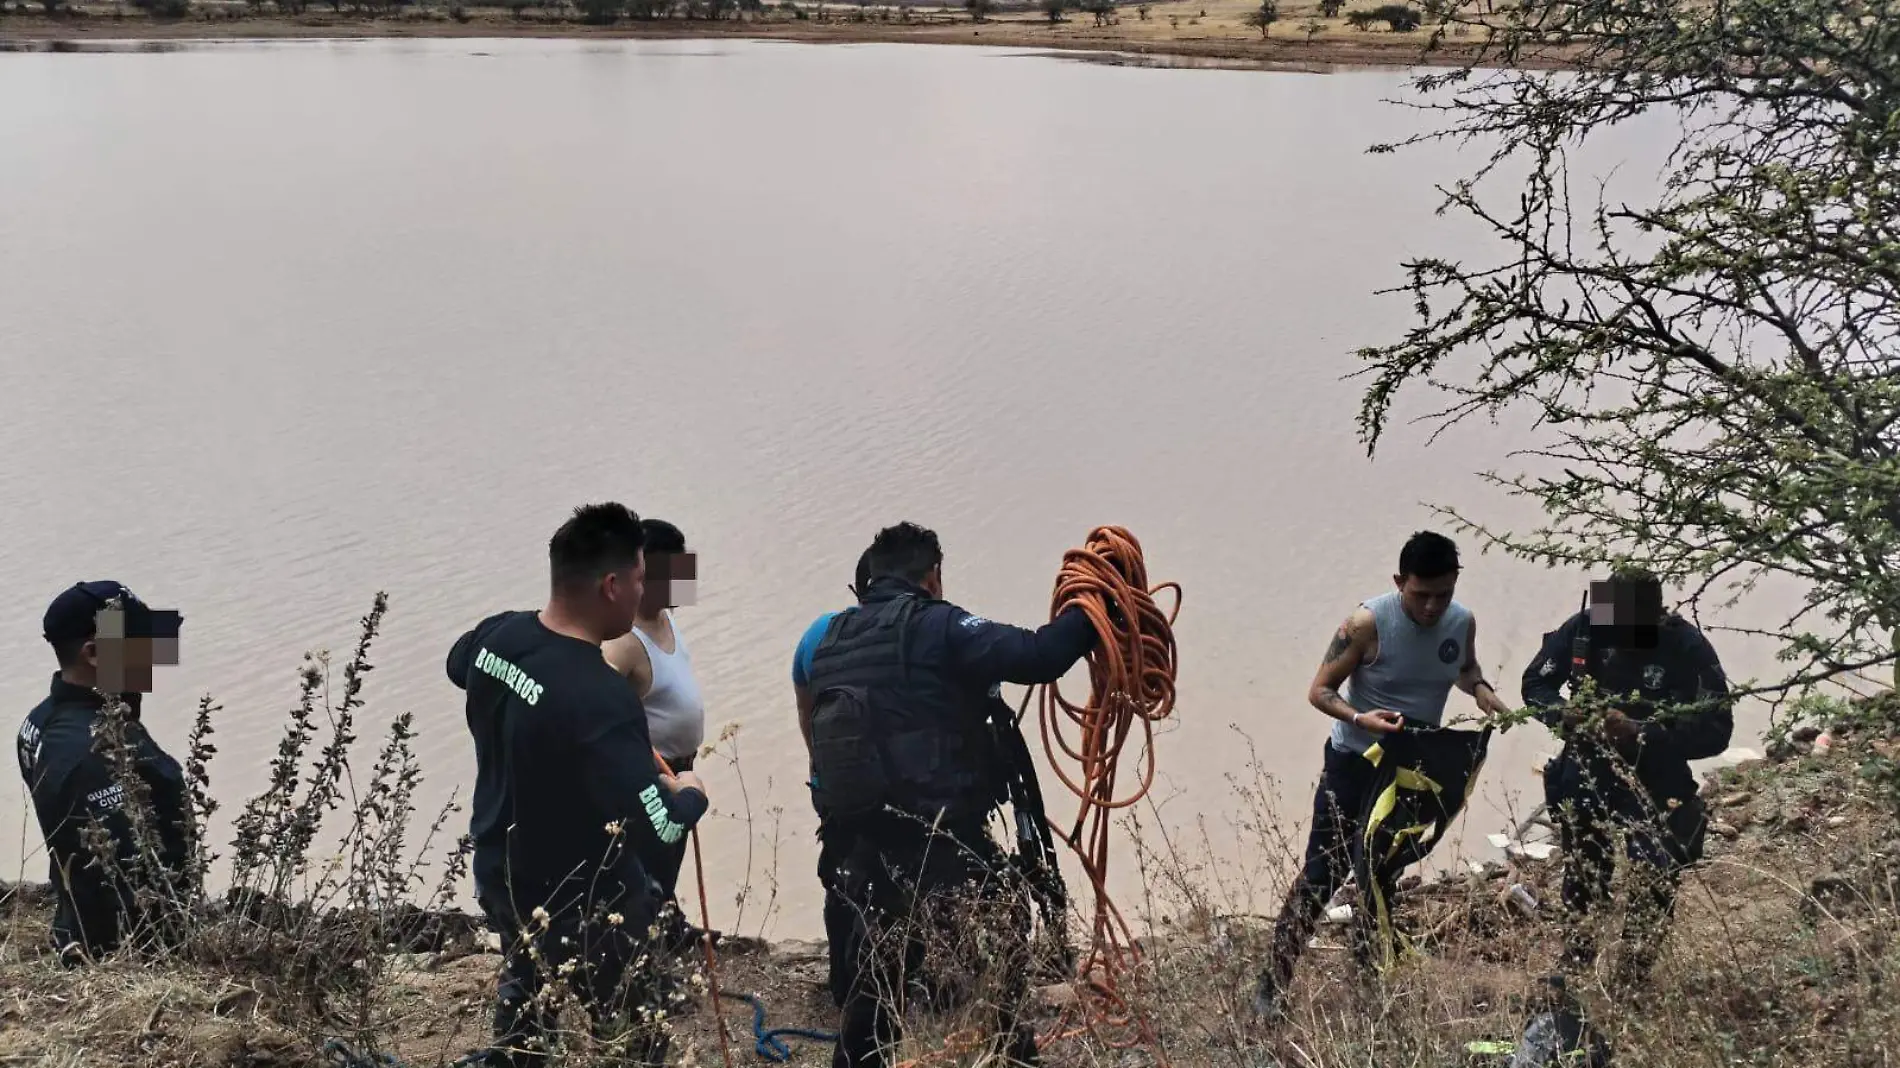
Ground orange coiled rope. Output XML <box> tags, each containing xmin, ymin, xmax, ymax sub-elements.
<box><xmin>1036</xmin><ymin>525</ymin><xmax>1180</xmax><ymax>1063</ymax></box>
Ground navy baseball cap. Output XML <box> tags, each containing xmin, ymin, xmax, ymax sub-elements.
<box><xmin>42</xmin><ymin>581</ymin><xmax>181</xmax><ymax>645</ymax></box>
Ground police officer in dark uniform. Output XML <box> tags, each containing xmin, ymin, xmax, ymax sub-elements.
<box><xmin>807</xmin><ymin>522</ymin><xmax>1098</xmax><ymax>1068</ymax></box>
<box><xmin>15</xmin><ymin>581</ymin><xmax>189</xmax><ymax>965</ymax></box>
<box><xmin>1521</xmin><ymin>567</ymin><xmax>1734</xmax><ymax>985</ymax></box>
<box><xmin>793</xmin><ymin>547</ymin><xmax>877</xmax><ymax>1009</ymax></box>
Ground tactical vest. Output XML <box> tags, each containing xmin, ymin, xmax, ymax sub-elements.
<box><xmin>805</xmin><ymin>588</ymin><xmax>996</xmax><ymax>826</ymax></box>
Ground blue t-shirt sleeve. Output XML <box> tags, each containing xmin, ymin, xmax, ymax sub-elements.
<box><xmin>791</xmin><ymin>612</ymin><xmax>836</xmax><ymax>687</ymax></box>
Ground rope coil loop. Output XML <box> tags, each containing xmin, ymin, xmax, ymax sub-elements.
<box><xmin>717</xmin><ymin>991</ymin><xmax>838</xmax><ymax>1062</ymax></box>
<box><xmin>1035</xmin><ymin>525</ymin><xmax>1180</xmax><ymax>1063</ymax></box>
<box><xmin>883</xmin><ymin>527</ymin><xmax>1180</xmax><ymax>1068</ymax></box>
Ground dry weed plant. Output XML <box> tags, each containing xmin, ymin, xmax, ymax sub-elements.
<box><xmin>1034</xmin><ymin>714</ymin><xmax>1900</xmax><ymax>1068</ymax></box>
<box><xmin>0</xmin><ymin>592</ymin><xmax>716</xmax><ymax>1068</ymax></box>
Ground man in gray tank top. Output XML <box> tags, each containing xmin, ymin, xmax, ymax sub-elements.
<box><xmin>1251</xmin><ymin>531</ymin><xmax>1514</xmax><ymax>1021</ymax></box>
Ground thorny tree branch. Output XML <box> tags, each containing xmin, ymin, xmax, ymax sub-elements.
<box><xmin>1355</xmin><ymin>0</ymin><xmax>1900</xmax><ymax>712</ymax></box>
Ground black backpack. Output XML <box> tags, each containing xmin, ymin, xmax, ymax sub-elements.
<box><xmin>808</xmin><ymin>597</ymin><xmax>918</xmax><ymax>822</ymax></box>
<box><xmin>809</xmin><ymin>684</ymin><xmax>894</xmax><ymax>821</ymax></box>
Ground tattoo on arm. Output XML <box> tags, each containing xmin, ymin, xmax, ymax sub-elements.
<box><xmin>1316</xmin><ymin>685</ymin><xmax>1353</xmax><ymax>718</ymax></box>
<box><xmin>1313</xmin><ymin>612</ymin><xmax>1364</xmax><ymax>722</ymax></box>
<box><xmin>1321</xmin><ymin>621</ymin><xmax>1353</xmax><ymax>665</ymax></box>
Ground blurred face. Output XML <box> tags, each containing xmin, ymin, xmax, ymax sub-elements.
<box><xmin>1589</xmin><ymin>578</ymin><xmax>1663</xmax><ymax>648</ymax></box>
<box><xmin>1393</xmin><ymin>571</ymin><xmax>1458</xmax><ymax>627</ymax></box>
<box><xmin>597</xmin><ymin>551</ymin><xmax>647</xmax><ymax>639</ymax></box>
<box><xmin>94</xmin><ymin>636</ymin><xmax>158</xmax><ymax>693</ymax></box>
<box><xmin>640</xmin><ymin>551</ymin><xmax>698</xmax><ymax>616</ymax></box>
<box><xmin>88</xmin><ymin>605</ymin><xmax>182</xmax><ymax>693</ymax></box>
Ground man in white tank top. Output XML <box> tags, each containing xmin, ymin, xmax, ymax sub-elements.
<box><xmin>1251</xmin><ymin>532</ymin><xmax>1514</xmax><ymax>1022</ymax></box>
<box><xmin>603</xmin><ymin>518</ymin><xmax>708</xmax><ymax>944</ymax></box>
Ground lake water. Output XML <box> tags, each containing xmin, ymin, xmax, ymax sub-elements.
<box><xmin>0</xmin><ymin>37</ymin><xmax>1777</xmax><ymax>940</ymax></box>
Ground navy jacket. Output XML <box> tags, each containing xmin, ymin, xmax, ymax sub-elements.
<box><xmin>15</xmin><ymin>675</ymin><xmax>189</xmax><ymax>958</ymax></box>
<box><xmin>1522</xmin><ymin>611</ymin><xmax>1734</xmax><ymax>806</ymax></box>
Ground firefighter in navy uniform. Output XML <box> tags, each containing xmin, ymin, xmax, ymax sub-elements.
<box><xmin>808</xmin><ymin>522</ymin><xmax>1098</xmax><ymax>1068</ymax></box>
<box><xmin>1521</xmin><ymin>567</ymin><xmax>1734</xmax><ymax>986</ymax></box>
<box><xmin>446</xmin><ymin>505</ymin><xmax>709</xmax><ymax>1068</ymax></box>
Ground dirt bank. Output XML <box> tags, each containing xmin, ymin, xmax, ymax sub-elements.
<box><xmin>0</xmin><ymin>1</ymin><xmax>1581</xmax><ymax>72</ymax></box>
<box><xmin>6</xmin><ymin>714</ymin><xmax>1893</xmax><ymax>1067</ymax></box>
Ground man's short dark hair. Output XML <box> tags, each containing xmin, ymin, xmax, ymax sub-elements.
<box><xmin>641</xmin><ymin>518</ymin><xmax>687</xmax><ymax>555</ymax></box>
<box><xmin>550</xmin><ymin>503</ymin><xmax>646</xmax><ymax>592</ymax></box>
<box><xmin>1398</xmin><ymin>531</ymin><xmax>1461</xmax><ymax>580</ymax></box>
<box><xmin>852</xmin><ymin>547</ymin><xmax>874</xmax><ymax>601</ymax></box>
<box><xmin>866</xmin><ymin>522</ymin><xmax>943</xmax><ymax>585</ymax></box>
<box><xmin>52</xmin><ymin>636</ymin><xmax>87</xmax><ymax>669</ymax></box>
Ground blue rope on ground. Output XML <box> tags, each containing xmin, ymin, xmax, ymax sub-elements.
<box><xmin>718</xmin><ymin>991</ymin><xmax>838</xmax><ymax>1062</ymax></box>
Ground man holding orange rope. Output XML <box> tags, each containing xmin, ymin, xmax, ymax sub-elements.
<box><xmin>807</xmin><ymin>522</ymin><xmax>1099</xmax><ymax>1068</ymax></box>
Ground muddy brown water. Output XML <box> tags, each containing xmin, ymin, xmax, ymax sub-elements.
<box><xmin>0</xmin><ymin>38</ymin><xmax>1780</xmax><ymax>940</ymax></box>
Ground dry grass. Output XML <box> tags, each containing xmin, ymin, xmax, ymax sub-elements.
<box><xmin>3</xmin><ymin>595</ymin><xmax>1895</xmax><ymax>1068</ymax></box>
<box><xmin>10</xmin><ymin>734</ymin><xmax>1897</xmax><ymax>1067</ymax></box>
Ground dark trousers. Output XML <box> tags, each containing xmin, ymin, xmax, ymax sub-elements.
<box><xmin>651</xmin><ymin>753</ymin><xmax>696</xmax><ymax>904</ymax></box>
<box><xmin>1262</xmin><ymin>741</ymin><xmax>1389</xmax><ymax>1001</ymax></box>
<box><xmin>818</xmin><ymin>822</ymin><xmax>856</xmax><ymax>1008</ymax></box>
<box><xmin>1549</xmin><ymin>769</ymin><xmax>1705</xmax><ymax>985</ymax></box>
<box><xmin>479</xmin><ymin>888</ymin><xmax>676</xmax><ymax>1068</ymax></box>
<box><xmin>827</xmin><ymin>817</ymin><xmax>1039</xmax><ymax>1068</ymax></box>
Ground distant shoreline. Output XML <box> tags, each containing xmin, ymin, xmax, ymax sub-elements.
<box><xmin>0</xmin><ymin>7</ymin><xmax>1578</xmax><ymax>72</ymax></box>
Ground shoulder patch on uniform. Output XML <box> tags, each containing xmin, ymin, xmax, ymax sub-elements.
<box><xmin>1538</xmin><ymin>658</ymin><xmax>1556</xmax><ymax>677</ymax></box>
<box><xmin>17</xmin><ymin>720</ymin><xmax>43</xmax><ymax>775</ymax></box>
<box><xmin>960</xmin><ymin>615</ymin><xmax>990</xmax><ymax>629</ymax></box>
